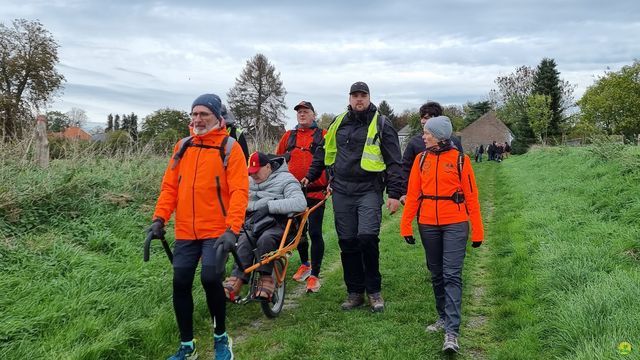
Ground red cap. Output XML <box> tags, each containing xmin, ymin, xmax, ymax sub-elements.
<box><xmin>247</xmin><ymin>152</ymin><xmax>270</xmax><ymax>174</ymax></box>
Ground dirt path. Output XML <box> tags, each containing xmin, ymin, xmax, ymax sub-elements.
<box><xmin>461</xmin><ymin>164</ymin><xmax>497</xmax><ymax>359</ymax></box>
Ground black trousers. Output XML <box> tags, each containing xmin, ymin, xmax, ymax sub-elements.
<box><xmin>332</xmin><ymin>191</ymin><xmax>383</xmax><ymax>294</ymax></box>
<box><xmin>297</xmin><ymin>197</ymin><xmax>326</xmax><ymax>277</ymax></box>
<box><xmin>172</xmin><ymin>239</ymin><xmax>226</xmax><ymax>341</ymax></box>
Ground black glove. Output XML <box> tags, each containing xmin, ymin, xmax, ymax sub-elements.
<box><xmin>404</xmin><ymin>236</ymin><xmax>416</xmax><ymax>245</ymax></box>
<box><xmin>147</xmin><ymin>218</ymin><xmax>165</xmax><ymax>239</ymax></box>
<box><xmin>472</xmin><ymin>241</ymin><xmax>482</xmax><ymax>248</ymax></box>
<box><xmin>218</xmin><ymin>229</ymin><xmax>238</xmax><ymax>252</ymax></box>
<box><xmin>253</xmin><ymin>205</ymin><xmax>270</xmax><ymax>220</ymax></box>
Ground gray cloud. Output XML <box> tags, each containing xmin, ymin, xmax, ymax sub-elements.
<box><xmin>3</xmin><ymin>0</ymin><xmax>639</xmax><ymax>129</ymax></box>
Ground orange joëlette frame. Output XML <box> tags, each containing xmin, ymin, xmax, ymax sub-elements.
<box><xmin>242</xmin><ymin>191</ymin><xmax>331</xmax><ymax>283</ymax></box>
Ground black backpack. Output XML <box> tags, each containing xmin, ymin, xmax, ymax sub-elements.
<box><xmin>283</xmin><ymin>128</ymin><xmax>324</xmax><ymax>161</ymax></box>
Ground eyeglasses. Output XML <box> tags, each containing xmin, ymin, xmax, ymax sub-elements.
<box><xmin>190</xmin><ymin>111</ymin><xmax>214</xmax><ymax>119</ymax></box>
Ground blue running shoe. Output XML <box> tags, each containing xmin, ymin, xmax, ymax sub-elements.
<box><xmin>214</xmin><ymin>333</ymin><xmax>234</xmax><ymax>360</ymax></box>
<box><xmin>167</xmin><ymin>343</ymin><xmax>198</xmax><ymax>360</ymax></box>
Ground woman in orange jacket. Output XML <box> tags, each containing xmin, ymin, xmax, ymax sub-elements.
<box><xmin>400</xmin><ymin>115</ymin><xmax>484</xmax><ymax>354</ymax></box>
<box><xmin>149</xmin><ymin>93</ymin><xmax>248</xmax><ymax>360</ymax></box>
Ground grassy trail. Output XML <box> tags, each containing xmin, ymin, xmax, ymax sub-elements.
<box><xmin>4</xmin><ymin>147</ymin><xmax>639</xmax><ymax>359</ymax></box>
<box><xmin>195</xmin><ymin>161</ymin><xmax>502</xmax><ymax>359</ymax></box>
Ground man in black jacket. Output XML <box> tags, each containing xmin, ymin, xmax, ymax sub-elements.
<box><xmin>221</xmin><ymin>104</ymin><xmax>249</xmax><ymax>161</ymax></box>
<box><xmin>302</xmin><ymin>81</ymin><xmax>403</xmax><ymax>312</ymax></box>
<box><xmin>400</xmin><ymin>101</ymin><xmax>463</xmax><ymax>204</ymax></box>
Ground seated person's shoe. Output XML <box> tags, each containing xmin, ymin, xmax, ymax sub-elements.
<box><xmin>255</xmin><ymin>274</ymin><xmax>275</xmax><ymax>299</ymax></box>
<box><xmin>223</xmin><ymin>276</ymin><xmax>244</xmax><ymax>301</ymax></box>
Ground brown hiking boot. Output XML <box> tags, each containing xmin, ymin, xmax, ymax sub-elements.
<box><xmin>368</xmin><ymin>292</ymin><xmax>385</xmax><ymax>312</ymax></box>
<box><xmin>340</xmin><ymin>292</ymin><xmax>365</xmax><ymax>310</ymax></box>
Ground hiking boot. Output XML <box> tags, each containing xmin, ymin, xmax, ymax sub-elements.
<box><xmin>223</xmin><ymin>276</ymin><xmax>244</xmax><ymax>302</ymax></box>
<box><xmin>214</xmin><ymin>333</ymin><xmax>234</xmax><ymax>360</ymax></box>
<box><xmin>340</xmin><ymin>292</ymin><xmax>365</xmax><ymax>310</ymax></box>
<box><xmin>368</xmin><ymin>292</ymin><xmax>385</xmax><ymax>313</ymax></box>
<box><xmin>442</xmin><ymin>333</ymin><xmax>460</xmax><ymax>353</ymax></box>
<box><xmin>305</xmin><ymin>275</ymin><xmax>321</xmax><ymax>293</ymax></box>
<box><xmin>426</xmin><ymin>318</ymin><xmax>445</xmax><ymax>332</ymax></box>
<box><xmin>167</xmin><ymin>343</ymin><xmax>198</xmax><ymax>360</ymax></box>
<box><xmin>292</xmin><ymin>264</ymin><xmax>311</xmax><ymax>282</ymax></box>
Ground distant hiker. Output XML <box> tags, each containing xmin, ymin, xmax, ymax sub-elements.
<box><xmin>275</xmin><ymin>100</ymin><xmax>328</xmax><ymax>293</ymax></box>
<box><xmin>488</xmin><ymin>141</ymin><xmax>497</xmax><ymax>161</ymax></box>
<box><xmin>400</xmin><ymin>101</ymin><xmax>463</xmax><ymax>205</ymax></box>
<box><xmin>504</xmin><ymin>141</ymin><xmax>511</xmax><ymax>158</ymax></box>
<box><xmin>221</xmin><ymin>104</ymin><xmax>249</xmax><ymax>161</ymax></box>
<box><xmin>302</xmin><ymin>81</ymin><xmax>403</xmax><ymax>312</ymax></box>
<box><xmin>477</xmin><ymin>144</ymin><xmax>484</xmax><ymax>162</ymax></box>
<box><xmin>149</xmin><ymin>93</ymin><xmax>248</xmax><ymax>360</ymax></box>
<box><xmin>223</xmin><ymin>151</ymin><xmax>307</xmax><ymax>300</ymax></box>
<box><xmin>400</xmin><ymin>115</ymin><xmax>484</xmax><ymax>354</ymax></box>
<box><xmin>496</xmin><ymin>144</ymin><xmax>504</xmax><ymax>162</ymax></box>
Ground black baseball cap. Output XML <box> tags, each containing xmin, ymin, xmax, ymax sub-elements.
<box><xmin>294</xmin><ymin>101</ymin><xmax>315</xmax><ymax>112</ymax></box>
<box><xmin>349</xmin><ymin>81</ymin><xmax>369</xmax><ymax>95</ymax></box>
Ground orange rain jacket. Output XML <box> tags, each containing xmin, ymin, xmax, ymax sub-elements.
<box><xmin>153</xmin><ymin>127</ymin><xmax>249</xmax><ymax>239</ymax></box>
<box><xmin>400</xmin><ymin>149</ymin><xmax>484</xmax><ymax>242</ymax></box>
<box><xmin>276</xmin><ymin>127</ymin><xmax>328</xmax><ymax>200</ymax></box>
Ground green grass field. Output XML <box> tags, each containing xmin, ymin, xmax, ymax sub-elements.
<box><xmin>1</xmin><ymin>146</ymin><xmax>639</xmax><ymax>359</ymax></box>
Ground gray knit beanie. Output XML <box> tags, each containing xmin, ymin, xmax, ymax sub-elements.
<box><xmin>192</xmin><ymin>94</ymin><xmax>222</xmax><ymax>119</ymax></box>
<box><xmin>424</xmin><ymin>116</ymin><xmax>452</xmax><ymax>140</ymax></box>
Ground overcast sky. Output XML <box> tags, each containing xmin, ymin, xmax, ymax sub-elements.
<box><xmin>3</xmin><ymin>0</ymin><xmax>639</xmax><ymax>130</ymax></box>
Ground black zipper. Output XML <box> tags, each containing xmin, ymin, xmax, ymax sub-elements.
<box><xmin>435</xmin><ymin>153</ymin><xmax>439</xmax><ymax>225</ymax></box>
<box><xmin>216</xmin><ymin>176</ymin><xmax>227</xmax><ymax>217</ymax></box>
<box><xmin>468</xmin><ymin>174</ymin><xmax>473</xmax><ymax>192</ymax></box>
<box><xmin>192</xmin><ymin>142</ymin><xmax>202</xmax><ymax>240</ymax></box>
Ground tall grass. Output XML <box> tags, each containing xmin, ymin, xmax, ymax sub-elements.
<box><xmin>3</xmin><ymin>141</ymin><xmax>639</xmax><ymax>359</ymax></box>
<box><xmin>486</xmin><ymin>146</ymin><xmax>640</xmax><ymax>359</ymax></box>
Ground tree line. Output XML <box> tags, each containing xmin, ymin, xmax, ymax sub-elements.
<box><xmin>2</xmin><ymin>18</ymin><xmax>639</xmax><ymax>155</ymax></box>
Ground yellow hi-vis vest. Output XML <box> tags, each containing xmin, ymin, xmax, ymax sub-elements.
<box><xmin>324</xmin><ymin>111</ymin><xmax>386</xmax><ymax>172</ymax></box>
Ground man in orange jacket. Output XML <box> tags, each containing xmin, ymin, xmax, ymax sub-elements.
<box><xmin>275</xmin><ymin>101</ymin><xmax>328</xmax><ymax>293</ymax></box>
<box><xmin>149</xmin><ymin>93</ymin><xmax>248</xmax><ymax>360</ymax></box>
<box><xmin>400</xmin><ymin>115</ymin><xmax>484</xmax><ymax>354</ymax></box>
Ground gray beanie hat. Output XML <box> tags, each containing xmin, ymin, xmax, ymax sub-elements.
<box><xmin>424</xmin><ymin>116</ymin><xmax>452</xmax><ymax>140</ymax></box>
<box><xmin>192</xmin><ymin>93</ymin><xmax>222</xmax><ymax>119</ymax></box>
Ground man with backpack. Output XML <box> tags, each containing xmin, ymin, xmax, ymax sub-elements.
<box><xmin>276</xmin><ymin>101</ymin><xmax>328</xmax><ymax>293</ymax></box>
<box><xmin>400</xmin><ymin>101</ymin><xmax>463</xmax><ymax>205</ymax></box>
<box><xmin>302</xmin><ymin>82</ymin><xmax>404</xmax><ymax>312</ymax></box>
<box><xmin>221</xmin><ymin>104</ymin><xmax>249</xmax><ymax>161</ymax></box>
<box><xmin>148</xmin><ymin>93</ymin><xmax>249</xmax><ymax>360</ymax></box>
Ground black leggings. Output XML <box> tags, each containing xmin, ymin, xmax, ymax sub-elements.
<box><xmin>172</xmin><ymin>239</ymin><xmax>226</xmax><ymax>341</ymax></box>
<box><xmin>297</xmin><ymin>198</ymin><xmax>325</xmax><ymax>277</ymax></box>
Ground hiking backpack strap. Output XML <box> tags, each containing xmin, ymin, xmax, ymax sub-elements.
<box><xmin>457</xmin><ymin>150</ymin><xmax>464</xmax><ymax>183</ymax></box>
<box><xmin>171</xmin><ymin>135</ymin><xmax>235</xmax><ymax>170</ymax></box>
<box><xmin>220</xmin><ymin>136</ymin><xmax>235</xmax><ymax>167</ymax></box>
<box><xmin>285</xmin><ymin>130</ymin><xmax>298</xmax><ymax>152</ymax></box>
<box><xmin>171</xmin><ymin>136</ymin><xmax>193</xmax><ymax>170</ymax></box>
<box><xmin>285</xmin><ymin>128</ymin><xmax>324</xmax><ymax>154</ymax></box>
